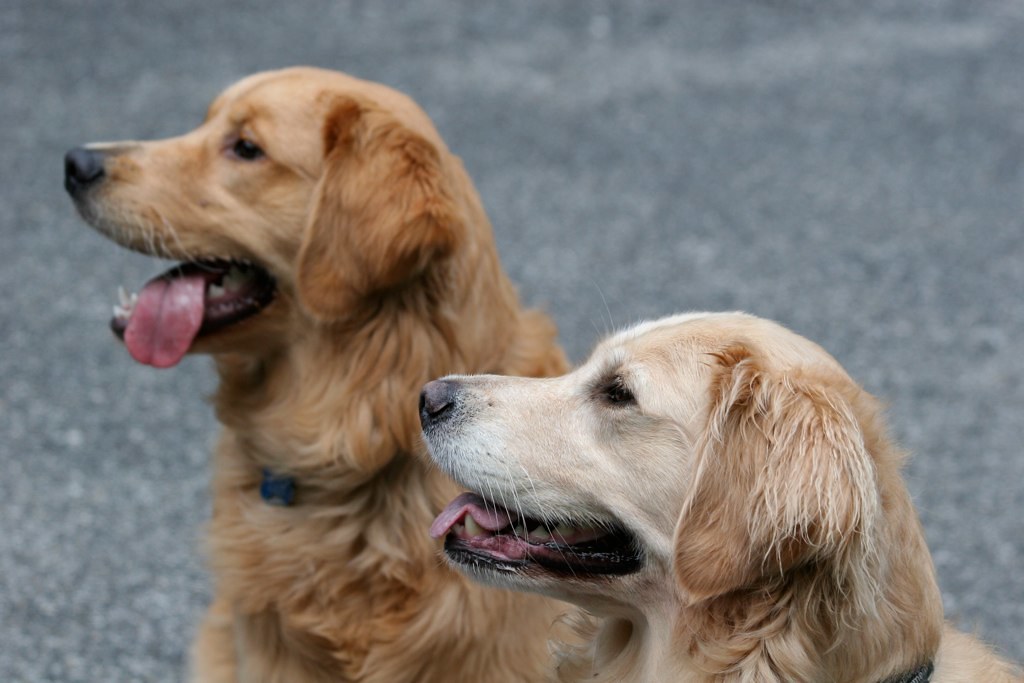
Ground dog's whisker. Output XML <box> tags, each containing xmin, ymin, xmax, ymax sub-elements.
<box><xmin>588</xmin><ymin>276</ymin><xmax>615</xmax><ymax>339</ymax></box>
<box><xmin>498</xmin><ymin>459</ymin><xmax>527</xmax><ymax>541</ymax></box>
<box><xmin>517</xmin><ymin>463</ymin><xmax>543</xmax><ymax>519</ymax></box>
<box><xmin>168</xmin><ymin>221</ymin><xmax>200</xmax><ymax>265</ymax></box>
<box><xmin>492</xmin><ymin>475</ymin><xmax>521</xmax><ymax>541</ymax></box>
<box><xmin>157</xmin><ymin>229</ymin><xmax>171</xmax><ymax>262</ymax></box>
<box><xmin>144</xmin><ymin>222</ymin><xmax>159</xmax><ymax>259</ymax></box>
<box><xmin>158</xmin><ymin>211</ymin><xmax>196</xmax><ymax>264</ymax></box>
<box><xmin>481</xmin><ymin>477</ymin><xmax>518</xmax><ymax>537</ymax></box>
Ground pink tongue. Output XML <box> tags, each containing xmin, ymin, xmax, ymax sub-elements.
<box><xmin>124</xmin><ymin>274</ymin><xmax>206</xmax><ymax>368</ymax></box>
<box><xmin>430</xmin><ymin>492</ymin><xmax>514</xmax><ymax>539</ymax></box>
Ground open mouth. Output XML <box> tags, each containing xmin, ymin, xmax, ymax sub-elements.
<box><xmin>110</xmin><ymin>259</ymin><xmax>276</xmax><ymax>368</ymax></box>
<box><xmin>431</xmin><ymin>492</ymin><xmax>642</xmax><ymax>577</ymax></box>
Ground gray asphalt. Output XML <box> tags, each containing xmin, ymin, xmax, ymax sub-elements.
<box><xmin>2</xmin><ymin>1</ymin><xmax>1023</xmax><ymax>680</ymax></box>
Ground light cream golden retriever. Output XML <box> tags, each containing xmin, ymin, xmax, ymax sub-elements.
<box><xmin>421</xmin><ymin>312</ymin><xmax>1022</xmax><ymax>682</ymax></box>
<box><xmin>65</xmin><ymin>66</ymin><xmax>569</xmax><ymax>682</ymax></box>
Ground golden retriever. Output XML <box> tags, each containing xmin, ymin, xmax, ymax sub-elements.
<box><xmin>65</xmin><ymin>66</ymin><xmax>569</xmax><ymax>682</ymax></box>
<box><xmin>421</xmin><ymin>312</ymin><xmax>1022</xmax><ymax>682</ymax></box>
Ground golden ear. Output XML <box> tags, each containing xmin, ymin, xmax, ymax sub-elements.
<box><xmin>673</xmin><ymin>346</ymin><xmax>879</xmax><ymax>602</ymax></box>
<box><xmin>295</xmin><ymin>97</ymin><xmax>464</xmax><ymax>321</ymax></box>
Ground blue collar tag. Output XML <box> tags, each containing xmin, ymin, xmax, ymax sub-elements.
<box><xmin>259</xmin><ymin>469</ymin><xmax>296</xmax><ymax>506</ymax></box>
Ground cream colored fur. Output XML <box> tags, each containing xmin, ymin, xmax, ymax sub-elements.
<box><xmin>423</xmin><ymin>312</ymin><xmax>1022</xmax><ymax>682</ymax></box>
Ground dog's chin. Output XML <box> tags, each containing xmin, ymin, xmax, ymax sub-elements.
<box><xmin>442</xmin><ymin>551</ymin><xmax>592</xmax><ymax>603</ymax></box>
<box><xmin>185</xmin><ymin>295</ymin><xmax>291</xmax><ymax>356</ymax></box>
<box><xmin>449</xmin><ymin>559</ymin><xmax>649</xmax><ymax>617</ymax></box>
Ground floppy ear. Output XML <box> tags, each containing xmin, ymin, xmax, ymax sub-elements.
<box><xmin>673</xmin><ymin>345</ymin><xmax>879</xmax><ymax>602</ymax></box>
<box><xmin>295</xmin><ymin>96</ymin><xmax>464</xmax><ymax>320</ymax></box>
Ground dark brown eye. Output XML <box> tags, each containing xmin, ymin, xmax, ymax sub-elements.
<box><xmin>231</xmin><ymin>138</ymin><xmax>264</xmax><ymax>161</ymax></box>
<box><xmin>603</xmin><ymin>376</ymin><xmax>635</xmax><ymax>406</ymax></box>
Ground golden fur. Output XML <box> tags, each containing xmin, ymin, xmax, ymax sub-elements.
<box><xmin>422</xmin><ymin>312</ymin><xmax>1022</xmax><ymax>682</ymax></box>
<box><xmin>69</xmin><ymin>67</ymin><xmax>569</xmax><ymax>682</ymax></box>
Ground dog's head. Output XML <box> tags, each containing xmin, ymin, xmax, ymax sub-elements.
<box><xmin>420</xmin><ymin>312</ymin><xmax>885</xmax><ymax>615</ymax></box>
<box><xmin>65</xmin><ymin>67</ymin><xmax>466</xmax><ymax>367</ymax></box>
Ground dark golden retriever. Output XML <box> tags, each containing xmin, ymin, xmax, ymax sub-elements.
<box><xmin>66</xmin><ymin>66</ymin><xmax>568</xmax><ymax>682</ymax></box>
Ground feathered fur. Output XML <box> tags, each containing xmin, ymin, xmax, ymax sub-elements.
<box><xmin>417</xmin><ymin>312</ymin><xmax>1023</xmax><ymax>683</ymax></box>
<box><xmin>69</xmin><ymin>67</ymin><xmax>569</xmax><ymax>682</ymax></box>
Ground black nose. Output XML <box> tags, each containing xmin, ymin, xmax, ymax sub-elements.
<box><xmin>419</xmin><ymin>379</ymin><xmax>459</xmax><ymax>428</ymax></box>
<box><xmin>64</xmin><ymin>147</ymin><xmax>106</xmax><ymax>195</ymax></box>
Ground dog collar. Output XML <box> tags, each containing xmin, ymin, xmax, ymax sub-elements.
<box><xmin>880</xmin><ymin>661</ymin><xmax>933</xmax><ymax>683</ymax></box>
<box><xmin>259</xmin><ymin>469</ymin><xmax>296</xmax><ymax>506</ymax></box>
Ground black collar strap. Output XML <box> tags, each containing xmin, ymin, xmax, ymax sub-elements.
<box><xmin>880</xmin><ymin>661</ymin><xmax>934</xmax><ymax>683</ymax></box>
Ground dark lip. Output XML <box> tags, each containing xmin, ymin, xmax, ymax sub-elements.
<box><xmin>110</xmin><ymin>259</ymin><xmax>277</xmax><ymax>339</ymax></box>
<box><xmin>443</xmin><ymin>522</ymin><xmax>644</xmax><ymax>578</ymax></box>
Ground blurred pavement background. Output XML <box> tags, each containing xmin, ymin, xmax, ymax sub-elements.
<box><xmin>2</xmin><ymin>1</ymin><xmax>1022</xmax><ymax>679</ymax></box>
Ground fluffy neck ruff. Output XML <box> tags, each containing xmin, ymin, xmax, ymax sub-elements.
<box><xmin>208</xmin><ymin>278</ymin><xmax>513</xmax><ymax>569</ymax></box>
<box><xmin>203</xmin><ymin>269</ymin><xmax>567</xmax><ymax>680</ymax></box>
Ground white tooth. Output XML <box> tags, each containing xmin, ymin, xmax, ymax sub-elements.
<box><xmin>464</xmin><ymin>516</ymin><xmax>484</xmax><ymax>537</ymax></box>
<box><xmin>223</xmin><ymin>267</ymin><xmax>252</xmax><ymax>291</ymax></box>
<box><xmin>552</xmin><ymin>523</ymin><xmax>576</xmax><ymax>539</ymax></box>
<box><xmin>208</xmin><ymin>284</ymin><xmax>225</xmax><ymax>298</ymax></box>
<box><xmin>529</xmin><ymin>526</ymin><xmax>551</xmax><ymax>541</ymax></box>
<box><xmin>113</xmin><ymin>305</ymin><xmax>126</xmax><ymax>319</ymax></box>
<box><xmin>118</xmin><ymin>286</ymin><xmax>131</xmax><ymax>308</ymax></box>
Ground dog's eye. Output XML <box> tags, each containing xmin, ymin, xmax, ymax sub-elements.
<box><xmin>602</xmin><ymin>376</ymin><xmax>635</xmax><ymax>406</ymax></box>
<box><xmin>231</xmin><ymin>138</ymin><xmax>265</xmax><ymax>161</ymax></box>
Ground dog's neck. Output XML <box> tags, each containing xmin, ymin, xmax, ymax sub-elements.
<box><xmin>214</xmin><ymin>306</ymin><xmax>469</xmax><ymax>474</ymax></box>
<box><xmin>202</xmin><ymin>268</ymin><xmax>568</xmax><ymax>679</ymax></box>
<box><xmin>202</xmin><ymin>286</ymin><xmax>514</xmax><ymax>658</ymax></box>
<box><xmin>556</xmin><ymin>605</ymin><xmax>700</xmax><ymax>682</ymax></box>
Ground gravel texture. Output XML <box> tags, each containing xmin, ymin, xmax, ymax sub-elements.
<box><xmin>2</xmin><ymin>1</ymin><xmax>1022</xmax><ymax>680</ymax></box>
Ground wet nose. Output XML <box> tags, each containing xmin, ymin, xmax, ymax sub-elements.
<box><xmin>64</xmin><ymin>147</ymin><xmax>106</xmax><ymax>195</ymax></box>
<box><xmin>419</xmin><ymin>379</ymin><xmax>459</xmax><ymax>428</ymax></box>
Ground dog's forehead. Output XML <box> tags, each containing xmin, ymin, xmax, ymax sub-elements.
<box><xmin>598</xmin><ymin>312</ymin><xmax>843</xmax><ymax>375</ymax></box>
<box><xmin>597</xmin><ymin>312</ymin><xmax>734</xmax><ymax>361</ymax></box>
<box><xmin>205</xmin><ymin>67</ymin><xmax>446</xmax><ymax>152</ymax></box>
<box><xmin>583</xmin><ymin>315</ymin><xmax>719</xmax><ymax>389</ymax></box>
<box><xmin>208</xmin><ymin>72</ymin><xmax>331</xmax><ymax>126</ymax></box>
